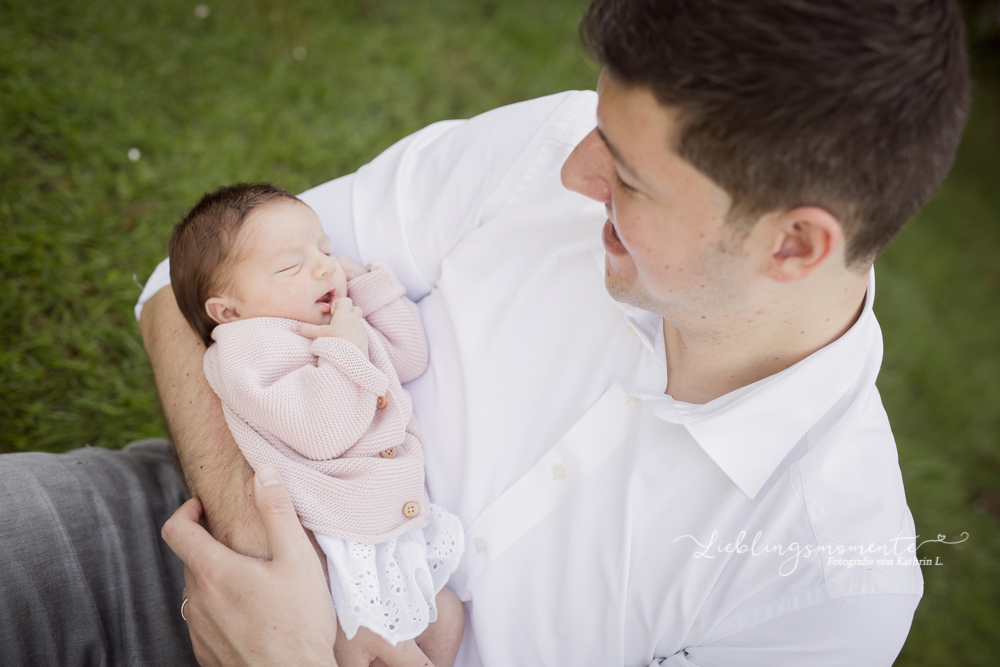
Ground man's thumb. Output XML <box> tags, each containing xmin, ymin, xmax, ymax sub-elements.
<box><xmin>253</xmin><ymin>465</ymin><xmax>311</xmax><ymax>562</ymax></box>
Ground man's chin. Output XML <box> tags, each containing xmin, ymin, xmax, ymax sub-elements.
<box><xmin>604</xmin><ymin>256</ymin><xmax>640</xmax><ymax>305</ymax></box>
<box><xmin>604</xmin><ymin>267</ymin><xmax>663</xmax><ymax>315</ymax></box>
<box><xmin>604</xmin><ymin>275</ymin><xmax>629</xmax><ymax>304</ymax></box>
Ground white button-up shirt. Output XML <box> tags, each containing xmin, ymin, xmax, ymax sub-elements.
<box><xmin>138</xmin><ymin>91</ymin><xmax>923</xmax><ymax>666</ymax></box>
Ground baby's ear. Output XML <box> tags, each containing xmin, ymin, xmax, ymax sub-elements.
<box><xmin>206</xmin><ymin>296</ymin><xmax>241</xmax><ymax>324</ymax></box>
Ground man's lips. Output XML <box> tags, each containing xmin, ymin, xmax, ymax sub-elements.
<box><xmin>602</xmin><ymin>219</ymin><xmax>628</xmax><ymax>256</ymax></box>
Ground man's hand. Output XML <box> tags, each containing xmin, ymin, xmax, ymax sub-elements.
<box><xmin>337</xmin><ymin>255</ymin><xmax>370</xmax><ymax>281</ymax></box>
<box><xmin>162</xmin><ymin>465</ymin><xmax>338</xmax><ymax>667</ymax></box>
<box><xmin>295</xmin><ymin>297</ymin><xmax>370</xmax><ymax>359</ymax></box>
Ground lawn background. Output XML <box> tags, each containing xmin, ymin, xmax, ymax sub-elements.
<box><xmin>1</xmin><ymin>0</ymin><xmax>998</xmax><ymax>664</ymax></box>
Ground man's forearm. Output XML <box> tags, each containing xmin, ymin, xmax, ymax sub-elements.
<box><xmin>139</xmin><ymin>286</ymin><xmax>269</xmax><ymax>557</ymax></box>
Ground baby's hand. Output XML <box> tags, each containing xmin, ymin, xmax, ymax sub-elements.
<box><xmin>334</xmin><ymin>626</ymin><xmax>433</xmax><ymax>667</ymax></box>
<box><xmin>337</xmin><ymin>255</ymin><xmax>370</xmax><ymax>281</ymax></box>
<box><xmin>294</xmin><ymin>298</ymin><xmax>369</xmax><ymax>359</ymax></box>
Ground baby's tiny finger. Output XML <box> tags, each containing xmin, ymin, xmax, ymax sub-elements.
<box><xmin>293</xmin><ymin>322</ymin><xmax>320</xmax><ymax>339</ymax></box>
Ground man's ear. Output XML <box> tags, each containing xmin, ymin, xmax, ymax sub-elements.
<box><xmin>761</xmin><ymin>206</ymin><xmax>843</xmax><ymax>283</ymax></box>
<box><xmin>205</xmin><ymin>296</ymin><xmax>241</xmax><ymax>324</ymax></box>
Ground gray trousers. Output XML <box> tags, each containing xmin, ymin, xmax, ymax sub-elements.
<box><xmin>0</xmin><ymin>439</ymin><xmax>198</xmax><ymax>666</ymax></box>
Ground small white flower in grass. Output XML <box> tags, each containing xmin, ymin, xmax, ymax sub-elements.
<box><xmin>194</xmin><ymin>4</ymin><xmax>210</xmax><ymax>19</ymax></box>
<box><xmin>292</xmin><ymin>47</ymin><xmax>307</xmax><ymax>61</ymax></box>
<box><xmin>128</xmin><ymin>148</ymin><xmax>141</xmax><ymax>161</ymax></box>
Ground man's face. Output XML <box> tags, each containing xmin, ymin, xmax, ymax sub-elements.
<box><xmin>220</xmin><ymin>200</ymin><xmax>348</xmax><ymax>326</ymax></box>
<box><xmin>562</xmin><ymin>72</ymin><xmax>753</xmax><ymax>323</ymax></box>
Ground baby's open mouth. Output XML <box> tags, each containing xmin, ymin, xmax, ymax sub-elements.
<box><xmin>317</xmin><ymin>290</ymin><xmax>335</xmax><ymax>312</ymax></box>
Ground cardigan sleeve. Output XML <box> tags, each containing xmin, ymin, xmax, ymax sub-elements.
<box><xmin>346</xmin><ymin>262</ymin><xmax>429</xmax><ymax>384</ymax></box>
<box><xmin>204</xmin><ymin>320</ymin><xmax>389</xmax><ymax>462</ymax></box>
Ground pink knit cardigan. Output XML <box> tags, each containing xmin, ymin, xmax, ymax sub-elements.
<box><xmin>203</xmin><ymin>263</ymin><xmax>431</xmax><ymax>543</ymax></box>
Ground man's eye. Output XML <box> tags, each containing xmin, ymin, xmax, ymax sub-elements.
<box><xmin>616</xmin><ymin>173</ymin><xmax>637</xmax><ymax>196</ymax></box>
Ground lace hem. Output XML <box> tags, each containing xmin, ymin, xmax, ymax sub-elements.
<box><xmin>316</xmin><ymin>504</ymin><xmax>464</xmax><ymax>646</ymax></box>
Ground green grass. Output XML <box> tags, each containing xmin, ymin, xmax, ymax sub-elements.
<box><xmin>876</xmin><ymin>69</ymin><xmax>1000</xmax><ymax>666</ymax></box>
<box><xmin>1</xmin><ymin>0</ymin><xmax>998</xmax><ymax>664</ymax></box>
<box><xmin>0</xmin><ymin>0</ymin><xmax>597</xmax><ymax>451</ymax></box>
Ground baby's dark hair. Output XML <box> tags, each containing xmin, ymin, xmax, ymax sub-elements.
<box><xmin>168</xmin><ymin>182</ymin><xmax>300</xmax><ymax>346</ymax></box>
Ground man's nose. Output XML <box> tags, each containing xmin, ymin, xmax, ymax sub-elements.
<box><xmin>560</xmin><ymin>129</ymin><xmax>613</xmax><ymax>204</ymax></box>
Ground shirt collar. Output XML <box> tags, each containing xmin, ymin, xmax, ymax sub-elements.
<box><xmin>600</xmin><ymin>247</ymin><xmax>881</xmax><ymax>500</ymax></box>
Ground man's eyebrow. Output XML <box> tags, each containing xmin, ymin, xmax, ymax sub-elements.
<box><xmin>596</xmin><ymin>127</ymin><xmax>650</xmax><ymax>188</ymax></box>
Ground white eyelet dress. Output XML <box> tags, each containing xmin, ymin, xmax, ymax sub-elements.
<box><xmin>317</xmin><ymin>504</ymin><xmax>464</xmax><ymax>644</ymax></box>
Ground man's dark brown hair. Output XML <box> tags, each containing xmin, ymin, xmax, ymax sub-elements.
<box><xmin>582</xmin><ymin>0</ymin><xmax>969</xmax><ymax>267</ymax></box>
<box><xmin>168</xmin><ymin>182</ymin><xmax>299</xmax><ymax>346</ymax></box>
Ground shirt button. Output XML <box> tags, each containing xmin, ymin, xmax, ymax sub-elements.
<box><xmin>474</xmin><ymin>537</ymin><xmax>487</xmax><ymax>553</ymax></box>
<box><xmin>627</xmin><ymin>394</ymin><xmax>641</xmax><ymax>403</ymax></box>
<box><xmin>552</xmin><ymin>464</ymin><xmax>568</xmax><ymax>480</ymax></box>
<box><xmin>379</xmin><ymin>447</ymin><xmax>397</xmax><ymax>459</ymax></box>
<box><xmin>376</xmin><ymin>395</ymin><xmax>388</xmax><ymax>409</ymax></box>
<box><xmin>402</xmin><ymin>501</ymin><xmax>420</xmax><ymax>518</ymax></box>
<box><xmin>627</xmin><ymin>326</ymin><xmax>638</xmax><ymax>339</ymax></box>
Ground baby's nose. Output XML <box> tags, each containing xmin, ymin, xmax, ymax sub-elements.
<box><xmin>315</xmin><ymin>256</ymin><xmax>335</xmax><ymax>277</ymax></box>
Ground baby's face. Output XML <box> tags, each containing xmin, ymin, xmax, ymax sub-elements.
<box><xmin>211</xmin><ymin>199</ymin><xmax>347</xmax><ymax>326</ymax></box>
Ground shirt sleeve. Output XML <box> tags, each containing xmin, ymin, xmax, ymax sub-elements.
<box><xmin>134</xmin><ymin>257</ymin><xmax>171</xmax><ymax>322</ymax></box>
<box><xmin>348</xmin><ymin>90</ymin><xmax>597</xmax><ymax>301</ymax></box>
<box><xmin>134</xmin><ymin>92</ymin><xmax>597</xmax><ymax>320</ymax></box>
<box><xmin>656</xmin><ymin>594</ymin><xmax>919</xmax><ymax>667</ymax></box>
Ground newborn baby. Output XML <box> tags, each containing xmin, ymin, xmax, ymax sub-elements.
<box><xmin>168</xmin><ymin>182</ymin><xmax>465</xmax><ymax>667</ymax></box>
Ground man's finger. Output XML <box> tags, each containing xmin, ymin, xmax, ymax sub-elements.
<box><xmin>161</xmin><ymin>498</ymin><xmax>233</xmax><ymax>569</ymax></box>
<box><xmin>252</xmin><ymin>465</ymin><xmax>314</xmax><ymax>564</ymax></box>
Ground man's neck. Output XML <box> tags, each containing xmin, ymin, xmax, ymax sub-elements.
<box><xmin>661</xmin><ymin>273</ymin><xmax>870</xmax><ymax>404</ymax></box>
